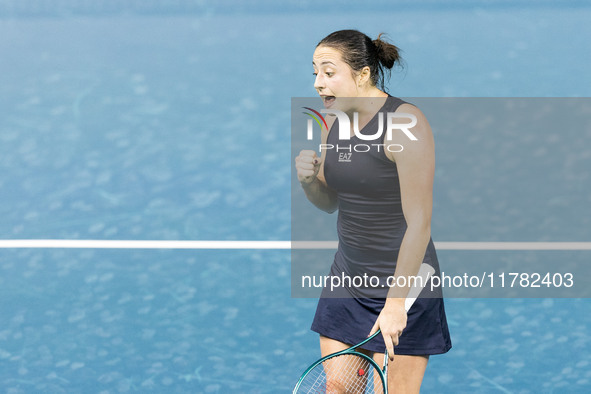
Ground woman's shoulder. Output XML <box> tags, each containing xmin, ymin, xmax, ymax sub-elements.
<box><xmin>385</xmin><ymin>96</ymin><xmax>425</xmax><ymax>119</ymax></box>
<box><xmin>385</xmin><ymin>95</ymin><xmax>416</xmax><ymax>113</ymax></box>
<box><xmin>383</xmin><ymin>97</ymin><xmax>433</xmax><ymax>162</ymax></box>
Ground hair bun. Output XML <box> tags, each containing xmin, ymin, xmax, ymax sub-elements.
<box><xmin>317</xmin><ymin>29</ymin><xmax>403</xmax><ymax>92</ymax></box>
<box><xmin>373</xmin><ymin>33</ymin><xmax>401</xmax><ymax>69</ymax></box>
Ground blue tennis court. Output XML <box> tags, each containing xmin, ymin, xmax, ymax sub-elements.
<box><xmin>1</xmin><ymin>1</ymin><xmax>590</xmax><ymax>392</ymax></box>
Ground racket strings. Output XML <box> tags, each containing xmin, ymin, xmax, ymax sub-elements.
<box><xmin>297</xmin><ymin>353</ymin><xmax>384</xmax><ymax>393</ymax></box>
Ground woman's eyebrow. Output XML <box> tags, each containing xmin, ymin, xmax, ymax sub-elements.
<box><xmin>312</xmin><ymin>61</ymin><xmax>337</xmax><ymax>66</ymax></box>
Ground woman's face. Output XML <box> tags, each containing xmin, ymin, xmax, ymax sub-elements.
<box><xmin>312</xmin><ymin>45</ymin><xmax>360</xmax><ymax>109</ymax></box>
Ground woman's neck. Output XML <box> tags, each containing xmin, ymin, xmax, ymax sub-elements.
<box><xmin>346</xmin><ymin>88</ymin><xmax>389</xmax><ymax>118</ymax></box>
<box><xmin>344</xmin><ymin>89</ymin><xmax>389</xmax><ymax>132</ymax></box>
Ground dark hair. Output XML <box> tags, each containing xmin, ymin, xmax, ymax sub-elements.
<box><xmin>317</xmin><ymin>29</ymin><xmax>403</xmax><ymax>92</ymax></box>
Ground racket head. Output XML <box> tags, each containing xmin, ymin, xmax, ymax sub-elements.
<box><xmin>293</xmin><ymin>351</ymin><xmax>386</xmax><ymax>393</ymax></box>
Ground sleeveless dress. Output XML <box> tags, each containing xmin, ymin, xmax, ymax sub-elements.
<box><xmin>310</xmin><ymin>96</ymin><xmax>452</xmax><ymax>355</ymax></box>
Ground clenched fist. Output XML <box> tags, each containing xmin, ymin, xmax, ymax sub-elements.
<box><xmin>295</xmin><ymin>150</ymin><xmax>322</xmax><ymax>184</ymax></box>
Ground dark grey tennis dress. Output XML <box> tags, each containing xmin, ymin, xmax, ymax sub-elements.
<box><xmin>310</xmin><ymin>96</ymin><xmax>452</xmax><ymax>355</ymax></box>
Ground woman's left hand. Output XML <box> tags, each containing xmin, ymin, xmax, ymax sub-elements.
<box><xmin>368</xmin><ymin>298</ymin><xmax>407</xmax><ymax>361</ymax></box>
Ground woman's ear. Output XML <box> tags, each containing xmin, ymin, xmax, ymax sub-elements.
<box><xmin>356</xmin><ymin>66</ymin><xmax>372</xmax><ymax>87</ymax></box>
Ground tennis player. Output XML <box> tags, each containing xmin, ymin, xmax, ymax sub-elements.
<box><xmin>295</xmin><ymin>30</ymin><xmax>452</xmax><ymax>393</ymax></box>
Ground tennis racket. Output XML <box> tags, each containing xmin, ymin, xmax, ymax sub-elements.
<box><xmin>293</xmin><ymin>263</ymin><xmax>435</xmax><ymax>394</ymax></box>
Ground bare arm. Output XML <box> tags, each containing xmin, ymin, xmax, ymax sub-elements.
<box><xmin>387</xmin><ymin>104</ymin><xmax>434</xmax><ymax>299</ymax></box>
<box><xmin>299</xmin><ymin>174</ymin><xmax>338</xmax><ymax>213</ymax></box>
<box><xmin>295</xmin><ymin>119</ymin><xmax>338</xmax><ymax>213</ymax></box>
<box><xmin>369</xmin><ymin>103</ymin><xmax>435</xmax><ymax>359</ymax></box>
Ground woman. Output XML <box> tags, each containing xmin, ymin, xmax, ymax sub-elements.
<box><xmin>295</xmin><ymin>30</ymin><xmax>451</xmax><ymax>393</ymax></box>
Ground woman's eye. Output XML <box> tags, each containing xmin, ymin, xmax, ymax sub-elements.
<box><xmin>326</xmin><ymin>72</ymin><xmax>333</xmax><ymax>77</ymax></box>
<box><xmin>312</xmin><ymin>72</ymin><xmax>318</xmax><ymax>76</ymax></box>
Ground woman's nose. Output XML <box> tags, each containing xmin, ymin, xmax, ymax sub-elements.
<box><xmin>314</xmin><ymin>74</ymin><xmax>324</xmax><ymax>91</ymax></box>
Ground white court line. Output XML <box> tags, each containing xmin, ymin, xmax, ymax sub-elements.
<box><xmin>435</xmin><ymin>242</ymin><xmax>591</xmax><ymax>250</ymax></box>
<box><xmin>0</xmin><ymin>240</ymin><xmax>590</xmax><ymax>250</ymax></box>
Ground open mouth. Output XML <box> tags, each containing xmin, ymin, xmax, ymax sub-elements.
<box><xmin>322</xmin><ymin>96</ymin><xmax>336</xmax><ymax>107</ymax></box>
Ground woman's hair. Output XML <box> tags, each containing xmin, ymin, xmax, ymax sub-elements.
<box><xmin>317</xmin><ymin>29</ymin><xmax>403</xmax><ymax>92</ymax></box>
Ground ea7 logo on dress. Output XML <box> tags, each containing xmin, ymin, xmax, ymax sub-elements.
<box><xmin>338</xmin><ymin>152</ymin><xmax>352</xmax><ymax>163</ymax></box>
<box><xmin>302</xmin><ymin>107</ymin><xmax>418</xmax><ymax>155</ymax></box>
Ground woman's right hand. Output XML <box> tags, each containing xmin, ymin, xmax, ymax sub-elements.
<box><xmin>295</xmin><ymin>150</ymin><xmax>322</xmax><ymax>185</ymax></box>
